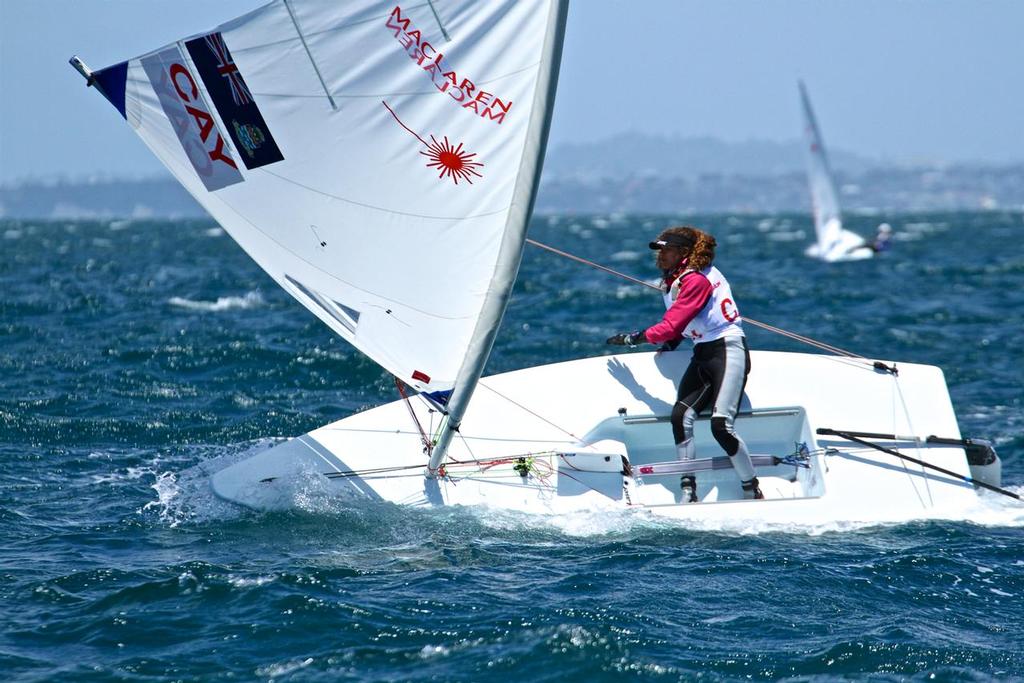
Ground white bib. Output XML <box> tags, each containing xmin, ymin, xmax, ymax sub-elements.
<box><xmin>663</xmin><ymin>265</ymin><xmax>744</xmax><ymax>344</ymax></box>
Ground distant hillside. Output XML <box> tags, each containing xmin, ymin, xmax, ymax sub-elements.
<box><xmin>2</xmin><ymin>135</ymin><xmax>1021</xmax><ymax>218</ymax></box>
<box><xmin>543</xmin><ymin>133</ymin><xmax>877</xmax><ymax>181</ymax></box>
<box><xmin>0</xmin><ymin>177</ymin><xmax>205</xmax><ymax>220</ymax></box>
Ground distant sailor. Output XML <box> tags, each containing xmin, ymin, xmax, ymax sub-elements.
<box><xmin>606</xmin><ymin>226</ymin><xmax>763</xmax><ymax>502</ymax></box>
<box><xmin>871</xmin><ymin>223</ymin><xmax>893</xmax><ymax>252</ymax></box>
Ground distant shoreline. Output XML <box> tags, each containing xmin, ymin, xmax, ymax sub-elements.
<box><xmin>3</xmin><ymin>162</ymin><xmax>1022</xmax><ymax>219</ymax></box>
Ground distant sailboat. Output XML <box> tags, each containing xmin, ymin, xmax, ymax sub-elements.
<box><xmin>798</xmin><ymin>80</ymin><xmax>874</xmax><ymax>262</ymax></box>
<box><xmin>68</xmin><ymin>2</ymin><xmax>1011</xmax><ymax>525</ymax></box>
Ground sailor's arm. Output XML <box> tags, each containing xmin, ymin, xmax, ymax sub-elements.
<box><xmin>641</xmin><ymin>273</ymin><xmax>712</xmax><ymax>344</ymax></box>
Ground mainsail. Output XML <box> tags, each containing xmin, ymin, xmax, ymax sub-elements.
<box><xmin>76</xmin><ymin>0</ymin><xmax>569</xmax><ymax>467</ymax></box>
<box><xmin>798</xmin><ymin>80</ymin><xmax>867</xmax><ymax>260</ymax></box>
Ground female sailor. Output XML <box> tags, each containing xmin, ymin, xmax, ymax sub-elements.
<box><xmin>606</xmin><ymin>226</ymin><xmax>763</xmax><ymax>502</ymax></box>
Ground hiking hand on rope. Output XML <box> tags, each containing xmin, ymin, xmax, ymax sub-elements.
<box><xmin>606</xmin><ymin>330</ymin><xmax>645</xmax><ymax>346</ymax></box>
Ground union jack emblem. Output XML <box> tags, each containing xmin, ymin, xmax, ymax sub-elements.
<box><xmin>203</xmin><ymin>33</ymin><xmax>252</xmax><ymax>106</ymax></box>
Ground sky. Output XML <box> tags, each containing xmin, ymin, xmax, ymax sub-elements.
<box><xmin>1</xmin><ymin>0</ymin><xmax>1023</xmax><ymax>184</ymax></box>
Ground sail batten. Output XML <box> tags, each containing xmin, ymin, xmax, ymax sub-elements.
<box><xmin>81</xmin><ymin>0</ymin><xmax>567</xmax><ymax>412</ymax></box>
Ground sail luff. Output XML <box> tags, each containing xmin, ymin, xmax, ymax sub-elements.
<box><xmin>426</xmin><ymin>0</ymin><xmax>569</xmax><ymax>473</ymax></box>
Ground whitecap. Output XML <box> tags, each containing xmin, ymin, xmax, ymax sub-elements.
<box><xmin>228</xmin><ymin>574</ymin><xmax>276</xmax><ymax>588</ymax></box>
<box><xmin>92</xmin><ymin>464</ymin><xmax>157</xmax><ymax>485</ymax></box>
<box><xmin>255</xmin><ymin>658</ymin><xmax>314</xmax><ymax>678</ymax></box>
<box><xmin>614</xmin><ymin>284</ymin><xmax>646</xmax><ymax>300</ymax></box>
<box><xmin>767</xmin><ymin>230</ymin><xmax>807</xmax><ymax>242</ymax></box>
<box><xmin>702</xmin><ymin>614</ymin><xmax>740</xmax><ymax>624</ymax></box>
<box><xmin>419</xmin><ymin>644</ymin><xmax>450</xmax><ymax>659</ymax></box>
<box><xmin>461</xmin><ymin>502</ymin><xmax>916</xmax><ymax>538</ymax></box>
<box><xmin>609</xmin><ymin>250</ymin><xmax>641</xmax><ymax>262</ymax></box>
<box><xmin>168</xmin><ymin>291</ymin><xmax>263</xmax><ymax>312</ymax></box>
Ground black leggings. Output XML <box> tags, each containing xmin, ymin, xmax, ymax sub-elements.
<box><xmin>670</xmin><ymin>336</ymin><xmax>751</xmax><ymax>454</ymax></box>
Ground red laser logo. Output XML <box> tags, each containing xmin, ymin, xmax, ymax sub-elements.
<box><xmin>383</xmin><ymin>100</ymin><xmax>484</xmax><ymax>185</ymax></box>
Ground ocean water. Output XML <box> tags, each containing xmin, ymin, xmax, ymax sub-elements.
<box><xmin>1</xmin><ymin>212</ymin><xmax>1022</xmax><ymax>681</ymax></box>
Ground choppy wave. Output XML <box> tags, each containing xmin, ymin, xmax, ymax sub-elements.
<box><xmin>1</xmin><ymin>213</ymin><xmax>1022</xmax><ymax>681</ymax></box>
<box><xmin>168</xmin><ymin>291</ymin><xmax>264</xmax><ymax>311</ymax></box>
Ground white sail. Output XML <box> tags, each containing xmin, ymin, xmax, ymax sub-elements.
<box><xmin>798</xmin><ymin>80</ymin><xmax>870</xmax><ymax>261</ymax></box>
<box><xmin>84</xmin><ymin>0</ymin><xmax>567</xmax><ymax>425</ymax></box>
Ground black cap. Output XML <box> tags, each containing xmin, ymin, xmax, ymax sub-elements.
<box><xmin>648</xmin><ymin>234</ymin><xmax>694</xmax><ymax>250</ymax></box>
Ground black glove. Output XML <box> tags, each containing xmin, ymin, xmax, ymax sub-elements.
<box><xmin>657</xmin><ymin>338</ymin><xmax>682</xmax><ymax>353</ymax></box>
<box><xmin>606</xmin><ymin>330</ymin><xmax>644</xmax><ymax>346</ymax></box>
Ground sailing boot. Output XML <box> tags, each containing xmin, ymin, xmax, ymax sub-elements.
<box><xmin>741</xmin><ymin>477</ymin><xmax>764</xmax><ymax>500</ymax></box>
<box><xmin>676</xmin><ymin>439</ymin><xmax>697</xmax><ymax>503</ymax></box>
<box><xmin>680</xmin><ymin>475</ymin><xmax>698</xmax><ymax>503</ymax></box>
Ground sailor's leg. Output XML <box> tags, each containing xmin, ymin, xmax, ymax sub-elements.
<box><xmin>672</xmin><ymin>361</ymin><xmax>713</xmax><ymax>445</ymax></box>
<box><xmin>673</xmin><ymin>361</ymin><xmax>712</xmax><ymax>502</ymax></box>
<box><xmin>708</xmin><ymin>337</ymin><xmax>759</xmax><ymax>492</ymax></box>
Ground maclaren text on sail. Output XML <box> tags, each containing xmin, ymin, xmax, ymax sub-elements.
<box><xmin>386</xmin><ymin>6</ymin><xmax>513</xmax><ymax>124</ymax></box>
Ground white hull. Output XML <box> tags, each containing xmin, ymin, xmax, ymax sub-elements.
<box><xmin>211</xmin><ymin>350</ymin><xmax>983</xmax><ymax>526</ymax></box>
<box><xmin>805</xmin><ymin>222</ymin><xmax>874</xmax><ymax>263</ymax></box>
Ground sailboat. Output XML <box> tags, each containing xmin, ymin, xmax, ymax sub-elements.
<box><xmin>798</xmin><ymin>81</ymin><xmax>875</xmax><ymax>262</ymax></box>
<box><xmin>71</xmin><ymin>1</ymin><xmax>1011</xmax><ymax>525</ymax></box>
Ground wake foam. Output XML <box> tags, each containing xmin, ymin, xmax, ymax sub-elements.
<box><xmin>168</xmin><ymin>291</ymin><xmax>263</xmax><ymax>312</ymax></box>
<box><xmin>140</xmin><ymin>438</ymin><xmax>1024</xmax><ymax>537</ymax></box>
<box><xmin>459</xmin><ymin>503</ymin><xmax>893</xmax><ymax>538</ymax></box>
<box><xmin>955</xmin><ymin>483</ymin><xmax>1024</xmax><ymax>528</ymax></box>
<box><xmin>141</xmin><ymin>439</ymin><xmax>283</xmax><ymax>527</ymax></box>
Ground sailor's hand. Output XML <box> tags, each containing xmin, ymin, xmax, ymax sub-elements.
<box><xmin>606</xmin><ymin>330</ymin><xmax>643</xmax><ymax>346</ymax></box>
<box><xmin>656</xmin><ymin>338</ymin><xmax>681</xmax><ymax>355</ymax></box>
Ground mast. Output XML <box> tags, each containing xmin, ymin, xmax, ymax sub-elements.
<box><xmin>426</xmin><ymin>0</ymin><xmax>570</xmax><ymax>475</ymax></box>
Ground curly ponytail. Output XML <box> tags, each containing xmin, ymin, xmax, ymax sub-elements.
<box><xmin>658</xmin><ymin>225</ymin><xmax>716</xmax><ymax>271</ymax></box>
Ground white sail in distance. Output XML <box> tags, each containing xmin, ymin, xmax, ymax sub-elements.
<box><xmin>79</xmin><ymin>0</ymin><xmax>568</xmax><ymax>426</ymax></box>
<box><xmin>798</xmin><ymin>80</ymin><xmax>868</xmax><ymax>261</ymax></box>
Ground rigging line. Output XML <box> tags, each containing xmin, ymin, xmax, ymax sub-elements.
<box><xmin>282</xmin><ymin>0</ymin><xmax>338</xmax><ymax>110</ymax></box>
<box><xmin>525</xmin><ymin>238</ymin><xmax>880</xmax><ymax>366</ymax></box>
<box><xmin>455</xmin><ymin>429</ymin><xmax>480</xmax><ymax>469</ymax></box>
<box><xmin>476</xmin><ymin>381</ymin><xmax>581</xmax><ymax>441</ymax></box>
<box><xmin>325</xmin><ymin>462</ymin><xmax>428</xmax><ymax>478</ymax></box>
<box><xmin>395</xmin><ymin>377</ymin><xmax>433</xmax><ymax>456</ymax></box>
<box><xmin>818</xmin><ymin>430</ymin><xmax>1022</xmax><ymax>501</ymax></box>
<box><xmin>325</xmin><ymin>450</ymin><xmax>558</xmax><ymax>479</ymax></box>
<box><xmin>889</xmin><ymin>371</ymin><xmax>933</xmax><ymax>505</ymax></box>
<box><xmin>321</xmin><ymin>424</ymin><xmax>575</xmax><ymax>445</ymax></box>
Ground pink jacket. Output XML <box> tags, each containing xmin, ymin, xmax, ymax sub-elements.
<box><xmin>642</xmin><ymin>271</ymin><xmax>713</xmax><ymax>345</ymax></box>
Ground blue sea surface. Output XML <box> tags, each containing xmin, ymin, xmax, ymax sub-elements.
<box><xmin>1</xmin><ymin>212</ymin><xmax>1022</xmax><ymax>681</ymax></box>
